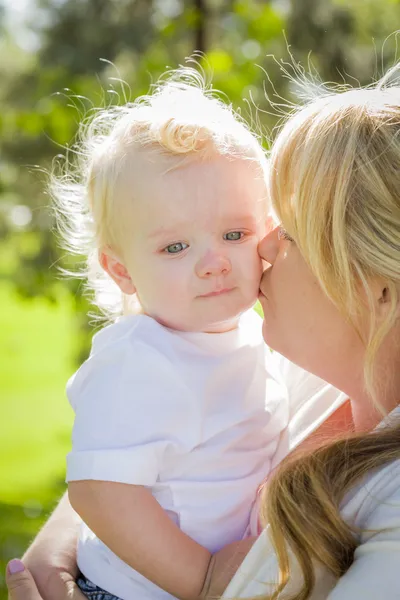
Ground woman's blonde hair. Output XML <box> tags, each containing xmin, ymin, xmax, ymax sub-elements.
<box><xmin>51</xmin><ymin>67</ymin><xmax>267</xmax><ymax>320</ymax></box>
<box><xmin>258</xmin><ymin>66</ymin><xmax>400</xmax><ymax>599</ymax></box>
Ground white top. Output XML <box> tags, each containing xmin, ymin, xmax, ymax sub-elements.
<box><xmin>66</xmin><ymin>310</ymin><xmax>288</xmax><ymax>600</ymax></box>
<box><xmin>224</xmin><ymin>400</ymin><xmax>400</xmax><ymax>598</ymax></box>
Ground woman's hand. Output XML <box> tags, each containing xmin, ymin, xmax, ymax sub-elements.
<box><xmin>7</xmin><ymin>492</ymin><xmax>83</xmax><ymax>600</ymax></box>
<box><xmin>6</xmin><ymin>536</ymin><xmax>255</xmax><ymax>600</ymax></box>
<box><xmin>6</xmin><ymin>560</ymin><xmax>44</xmax><ymax>600</ymax></box>
<box><xmin>6</xmin><ymin>559</ymin><xmax>86</xmax><ymax>600</ymax></box>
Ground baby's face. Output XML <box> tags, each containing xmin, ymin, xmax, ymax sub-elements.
<box><xmin>120</xmin><ymin>154</ymin><xmax>268</xmax><ymax>332</ymax></box>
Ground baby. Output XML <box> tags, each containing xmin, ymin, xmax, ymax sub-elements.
<box><xmin>54</xmin><ymin>69</ymin><xmax>287</xmax><ymax>600</ymax></box>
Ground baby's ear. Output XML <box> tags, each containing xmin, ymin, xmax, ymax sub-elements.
<box><xmin>99</xmin><ymin>246</ymin><xmax>136</xmax><ymax>295</ymax></box>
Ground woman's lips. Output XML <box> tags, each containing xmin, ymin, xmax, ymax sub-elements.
<box><xmin>259</xmin><ymin>272</ymin><xmax>269</xmax><ymax>300</ymax></box>
<box><xmin>258</xmin><ymin>287</ymin><xmax>267</xmax><ymax>301</ymax></box>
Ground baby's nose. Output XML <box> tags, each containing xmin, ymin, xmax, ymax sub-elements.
<box><xmin>196</xmin><ymin>253</ymin><xmax>232</xmax><ymax>278</ymax></box>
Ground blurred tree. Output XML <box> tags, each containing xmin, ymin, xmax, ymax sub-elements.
<box><xmin>0</xmin><ymin>0</ymin><xmax>284</xmax><ymax>334</ymax></box>
<box><xmin>0</xmin><ymin>3</ymin><xmax>5</xmax><ymax>31</ymax></box>
<box><xmin>38</xmin><ymin>0</ymin><xmax>154</xmax><ymax>73</ymax></box>
<box><xmin>194</xmin><ymin>0</ymin><xmax>207</xmax><ymax>53</ymax></box>
<box><xmin>287</xmin><ymin>0</ymin><xmax>355</xmax><ymax>81</ymax></box>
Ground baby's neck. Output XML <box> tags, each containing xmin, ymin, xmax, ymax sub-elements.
<box><xmin>141</xmin><ymin>311</ymin><xmax>241</xmax><ymax>334</ymax></box>
<box><xmin>201</xmin><ymin>318</ymin><xmax>240</xmax><ymax>334</ymax></box>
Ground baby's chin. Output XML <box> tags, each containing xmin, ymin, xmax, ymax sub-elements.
<box><xmin>198</xmin><ymin>302</ymin><xmax>254</xmax><ymax>329</ymax></box>
<box><xmin>148</xmin><ymin>292</ymin><xmax>259</xmax><ymax>333</ymax></box>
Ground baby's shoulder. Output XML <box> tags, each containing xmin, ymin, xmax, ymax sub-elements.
<box><xmin>90</xmin><ymin>314</ymin><xmax>166</xmax><ymax>346</ymax></box>
<box><xmin>67</xmin><ymin>315</ymin><xmax>182</xmax><ymax>405</ymax></box>
<box><xmin>90</xmin><ymin>314</ymin><xmax>172</xmax><ymax>358</ymax></box>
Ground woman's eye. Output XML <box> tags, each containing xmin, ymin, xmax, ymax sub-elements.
<box><xmin>277</xmin><ymin>227</ymin><xmax>294</xmax><ymax>242</ymax></box>
<box><xmin>224</xmin><ymin>231</ymin><xmax>243</xmax><ymax>241</ymax></box>
<box><xmin>164</xmin><ymin>242</ymin><xmax>189</xmax><ymax>254</ymax></box>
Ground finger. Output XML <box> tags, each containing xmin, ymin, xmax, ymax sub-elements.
<box><xmin>47</xmin><ymin>569</ymin><xmax>86</xmax><ymax>600</ymax></box>
<box><xmin>6</xmin><ymin>560</ymin><xmax>43</xmax><ymax>600</ymax></box>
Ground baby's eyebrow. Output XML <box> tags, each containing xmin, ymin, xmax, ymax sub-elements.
<box><xmin>148</xmin><ymin>225</ymin><xmax>187</xmax><ymax>239</ymax></box>
<box><xmin>221</xmin><ymin>214</ymin><xmax>259</xmax><ymax>227</ymax></box>
<box><xmin>148</xmin><ymin>215</ymin><xmax>258</xmax><ymax>239</ymax></box>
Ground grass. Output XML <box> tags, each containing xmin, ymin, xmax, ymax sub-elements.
<box><xmin>0</xmin><ymin>282</ymin><xmax>76</xmax><ymax>599</ymax></box>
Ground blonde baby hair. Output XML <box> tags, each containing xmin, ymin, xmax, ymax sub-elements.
<box><xmin>256</xmin><ymin>65</ymin><xmax>400</xmax><ymax>599</ymax></box>
<box><xmin>51</xmin><ymin>67</ymin><xmax>267</xmax><ymax>320</ymax></box>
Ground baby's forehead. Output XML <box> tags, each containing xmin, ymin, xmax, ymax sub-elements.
<box><xmin>112</xmin><ymin>150</ymin><xmax>269</xmax><ymax>242</ymax></box>
<box><xmin>117</xmin><ymin>148</ymin><xmax>267</xmax><ymax>199</ymax></box>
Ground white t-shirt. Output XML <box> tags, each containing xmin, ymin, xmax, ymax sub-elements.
<box><xmin>66</xmin><ymin>310</ymin><xmax>288</xmax><ymax>600</ymax></box>
<box><xmin>225</xmin><ymin>458</ymin><xmax>400</xmax><ymax>600</ymax></box>
<box><xmin>223</xmin><ymin>364</ymin><xmax>400</xmax><ymax>600</ymax></box>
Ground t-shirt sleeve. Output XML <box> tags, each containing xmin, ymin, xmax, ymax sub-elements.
<box><xmin>66</xmin><ymin>339</ymin><xmax>195</xmax><ymax>486</ymax></box>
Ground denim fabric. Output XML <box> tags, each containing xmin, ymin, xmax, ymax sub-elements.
<box><xmin>77</xmin><ymin>575</ymin><xmax>122</xmax><ymax>600</ymax></box>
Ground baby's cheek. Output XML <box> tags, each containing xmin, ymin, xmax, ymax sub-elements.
<box><xmin>250</xmin><ymin>247</ymin><xmax>263</xmax><ymax>279</ymax></box>
<box><xmin>239</xmin><ymin>244</ymin><xmax>260</xmax><ymax>274</ymax></box>
<box><xmin>241</xmin><ymin>255</ymin><xmax>263</xmax><ymax>300</ymax></box>
<box><xmin>163</xmin><ymin>280</ymin><xmax>188</xmax><ymax>313</ymax></box>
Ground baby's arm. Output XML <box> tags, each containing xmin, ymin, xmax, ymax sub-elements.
<box><xmin>68</xmin><ymin>480</ymin><xmax>211</xmax><ymax>600</ymax></box>
<box><xmin>67</xmin><ymin>335</ymin><xmax>256</xmax><ymax>599</ymax></box>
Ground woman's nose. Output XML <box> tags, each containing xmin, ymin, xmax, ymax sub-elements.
<box><xmin>258</xmin><ymin>226</ymin><xmax>280</xmax><ymax>265</ymax></box>
<box><xmin>196</xmin><ymin>252</ymin><xmax>232</xmax><ymax>278</ymax></box>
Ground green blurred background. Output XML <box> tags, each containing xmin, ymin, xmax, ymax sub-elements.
<box><xmin>0</xmin><ymin>0</ymin><xmax>399</xmax><ymax>597</ymax></box>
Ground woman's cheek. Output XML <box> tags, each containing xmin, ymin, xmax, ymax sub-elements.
<box><xmin>261</xmin><ymin>274</ymin><xmax>289</xmax><ymax>337</ymax></box>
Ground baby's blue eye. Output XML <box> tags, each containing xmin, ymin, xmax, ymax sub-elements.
<box><xmin>224</xmin><ymin>231</ymin><xmax>243</xmax><ymax>241</ymax></box>
<box><xmin>164</xmin><ymin>242</ymin><xmax>189</xmax><ymax>254</ymax></box>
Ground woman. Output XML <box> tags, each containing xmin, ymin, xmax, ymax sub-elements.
<box><xmin>218</xmin><ymin>67</ymin><xmax>400</xmax><ymax>598</ymax></box>
<box><xmin>7</xmin><ymin>65</ymin><xmax>400</xmax><ymax>599</ymax></box>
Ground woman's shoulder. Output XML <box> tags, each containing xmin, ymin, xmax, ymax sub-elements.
<box><xmin>343</xmin><ymin>455</ymin><xmax>400</xmax><ymax>532</ymax></box>
<box><xmin>224</xmin><ymin>459</ymin><xmax>400</xmax><ymax>600</ymax></box>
